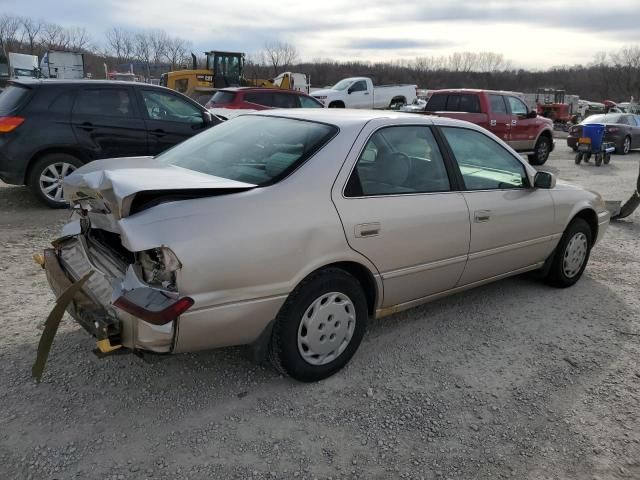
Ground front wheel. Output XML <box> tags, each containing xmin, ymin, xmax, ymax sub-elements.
<box><xmin>269</xmin><ymin>268</ymin><xmax>368</xmax><ymax>382</ymax></box>
<box><xmin>528</xmin><ymin>136</ymin><xmax>551</xmax><ymax>165</ymax></box>
<box><xmin>544</xmin><ymin>218</ymin><xmax>592</xmax><ymax>288</ymax></box>
<box><xmin>28</xmin><ymin>153</ymin><xmax>83</xmax><ymax>208</ymax></box>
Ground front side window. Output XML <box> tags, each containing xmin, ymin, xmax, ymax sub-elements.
<box><xmin>156</xmin><ymin>116</ymin><xmax>337</xmax><ymax>186</ymax></box>
<box><xmin>350</xmin><ymin>81</ymin><xmax>367</xmax><ymax>92</ymax></box>
<box><xmin>489</xmin><ymin>94</ymin><xmax>507</xmax><ymax>114</ymax></box>
<box><xmin>299</xmin><ymin>96</ymin><xmax>323</xmax><ymax>108</ymax></box>
<box><xmin>141</xmin><ymin>90</ymin><xmax>202</xmax><ymax>123</ymax></box>
<box><xmin>345</xmin><ymin>126</ymin><xmax>450</xmax><ymax>197</ymax></box>
<box><xmin>74</xmin><ymin>88</ymin><xmax>133</xmax><ymax>117</ymax></box>
<box><xmin>441</xmin><ymin>127</ymin><xmax>528</xmax><ymax>190</ymax></box>
<box><xmin>507</xmin><ymin>96</ymin><xmax>528</xmax><ymax>116</ymax></box>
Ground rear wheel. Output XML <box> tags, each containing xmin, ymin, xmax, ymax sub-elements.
<box><xmin>575</xmin><ymin>152</ymin><xmax>582</xmax><ymax>164</ymax></box>
<box><xmin>544</xmin><ymin>218</ymin><xmax>592</xmax><ymax>288</ymax></box>
<box><xmin>28</xmin><ymin>153</ymin><xmax>83</xmax><ymax>208</ymax></box>
<box><xmin>617</xmin><ymin>135</ymin><xmax>631</xmax><ymax>155</ymax></box>
<box><xmin>269</xmin><ymin>268</ymin><xmax>368</xmax><ymax>382</ymax></box>
<box><xmin>595</xmin><ymin>153</ymin><xmax>603</xmax><ymax>166</ymax></box>
<box><xmin>528</xmin><ymin>135</ymin><xmax>551</xmax><ymax>165</ymax></box>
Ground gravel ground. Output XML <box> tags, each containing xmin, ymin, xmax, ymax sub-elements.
<box><xmin>0</xmin><ymin>142</ymin><xmax>639</xmax><ymax>480</ymax></box>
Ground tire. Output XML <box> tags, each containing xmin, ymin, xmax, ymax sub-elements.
<box><xmin>616</xmin><ymin>136</ymin><xmax>631</xmax><ymax>155</ymax></box>
<box><xmin>528</xmin><ymin>135</ymin><xmax>551</xmax><ymax>165</ymax></box>
<box><xmin>27</xmin><ymin>153</ymin><xmax>83</xmax><ymax>208</ymax></box>
<box><xmin>544</xmin><ymin>218</ymin><xmax>592</xmax><ymax>288</ymax></box>
<box><xmin>328</xmin><ymin>102</ymin><xmax>345</xmax><ymax>108</ymax></box>
<box><xmin>389</xmin><ymin>97</ymin><xmax>406</xmax><ymax>109</ymax></box>
<box><xmin>604</xmin><ymin>152</ymin><xmax>611</xmax><ymax>164</ymax></box>
<box><xmin>595</xmin><ymin>154</ymin><xmax>603</xmax><ymax>166</ymax></box>
<box><xmin>269</xmin><ymin>268</ymin><xmax>368</xmax><ymax>382</ymax></box>
<box><xmin>571</xmin><ymin>145</ymin><xmax>578</xmax><ymax>152</ymax></box>
<box><xmin>575</xmin><ymin>152</ymin><xmax>582</xmax><ymax>164</ymax></box>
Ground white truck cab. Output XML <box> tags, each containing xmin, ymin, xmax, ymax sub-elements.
<box><xmin>311</xmin><ymin>77</ymin><xmax>416</xmax><ymax>109</ymax></box>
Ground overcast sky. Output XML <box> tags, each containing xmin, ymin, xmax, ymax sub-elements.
<box><xmin>3</xmin><ymin>0</ymin><xmax>639</xmax><ymax>68</ymax></box>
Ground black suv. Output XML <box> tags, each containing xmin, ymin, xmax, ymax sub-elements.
<box><xmin>0</xmin><ymin>79</ymin><xmax>218</xmax><ymax>207</ymax></box>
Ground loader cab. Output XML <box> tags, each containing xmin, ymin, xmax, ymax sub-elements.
<box><xmin>206</xmin><ymin>51</ymin><xmax>244</xmax><ymax>88</ymax></box>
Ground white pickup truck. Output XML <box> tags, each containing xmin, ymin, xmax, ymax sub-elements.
<box><xmin>311</xmin><ymin>77</ymin><xmax>416</xmax><ymax>109</ymax></box>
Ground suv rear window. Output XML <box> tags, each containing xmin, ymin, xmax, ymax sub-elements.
<box><xmin>426</xmin><ymin>93</ymin><xmax>446</xmax><ymax>111</ymax></box>
<box><xmin>0</xmin><ymin>85</ymin><xmax>31</xmax><ymax>115</ymax></box>
<box><xmin>209</xmin><ymin>91</ymin><xmax>236</xmax><ymax>105</ymax></box>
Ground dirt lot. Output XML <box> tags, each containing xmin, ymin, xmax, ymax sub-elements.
<box><xmin>1</xmin><ymin>142</ymin><xmax>639</xmax><ymax>480</ymax></box>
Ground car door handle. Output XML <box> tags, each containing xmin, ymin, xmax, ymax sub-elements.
<box><xmin>151</xmin><ymin>129</ymin><xmax>166</xmax><ymax>137</ymax></box>
<box><xmin>355</xmin><ymin>222</ymin><xmax>380</xmax><ymax>238</ymax></box>
<box><xmin>490</xmin><ymin>120</ymin><xmax>497</xmax><ymax>126</ymax></box>
<box><xmin>78</xmin><ymin>122</ymin><xmax>94</xmax><ymax>131</ymax></box>
<box><xmin>512</xmin><ymin>119</ymin><xmax>517</xmax><ymax>125</ymax></box>
<box><xmin>474</xmin><ymin>210</ymin><xmax>491</xmax><ymax>223</ymax></box>
<box><xmin>364</xmin><ymin>92</ymin><xmax>370</xmax><ymax>95</ymax></box>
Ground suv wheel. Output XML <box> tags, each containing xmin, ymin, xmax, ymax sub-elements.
<box><xmin>28</xmin><ymin>153</ymin><xmax>83</xmax><ymax>208</ymax></box>
<box><xmin>269</xmin><ymin>268</ymin><xmax>368</xmax><ymax>382</ymax></box>
<box><xmin>528</xmin><ymin>136</ymin><xmax>551</xmax><ymax>165</ymax></box>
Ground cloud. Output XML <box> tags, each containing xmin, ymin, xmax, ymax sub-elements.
<box><xmin>347</xmin><ymin>39</ymin><xmax>448</xmax><ymax>50</ymax></box>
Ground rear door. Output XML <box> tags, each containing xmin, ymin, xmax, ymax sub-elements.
<box><xmin>506</xmin><ymin>95</ymin><xmax>537</xmax><ymax>150</ymax></box>
<box><xmin>486</xmin><ymin>94</ymin><xmax>511</xmax><ymax>143</ymax></box>
<box><xmin>332</xmin><ymin>123</ymin><xmax>470</xmax><ymax>307</ymax></box>
<box><xmin>439</xmin><ymin>126</ymin><xmax>555</xmax><ymax>286</ymax></box>
<box><xmin>71</xmin><ymin>86</ymin><xmax>148</xmax><ymax>159</ymax></box>
<box><xmin>136</xmin><ymin>88</ymin><xmax>210</xmax><ymax>156</ymax></box>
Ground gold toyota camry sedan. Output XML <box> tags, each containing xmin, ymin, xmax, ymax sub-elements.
<box><xmin>39</xmin><ymin>110</ymin><xmax>609</xmax><ymax>382</ymax></box>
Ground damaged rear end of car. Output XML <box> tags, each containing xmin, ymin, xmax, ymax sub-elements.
<box><xmin>40</xmin><ymin>157</ymin><xmax>256</xmax><ymax>357</ymax></box>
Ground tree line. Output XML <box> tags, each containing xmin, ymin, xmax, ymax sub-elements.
<box><xmin>1</xmin><ymin>13</ymin><xmax>639</xmax><ymax>102</ymax></box>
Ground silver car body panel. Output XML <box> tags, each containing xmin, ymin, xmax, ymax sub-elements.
<box><xmin>50</xmin><ymin>109</ymin><xmax>609</xmax><ymax>354</ymax></box>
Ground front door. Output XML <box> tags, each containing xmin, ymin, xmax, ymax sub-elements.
<box><xmin>439</xmin><ymin>126</ymin><xmax>555</xmax><ymax>286</ymax></box>
<box><xmin>348</xmin><ymin>80</ymin><xmax>371</xmax><ymax>108</ymax></box>
<box><xmin>506</xmin><ymin>95</ymin><xmax>537</xmax><ymax>151</ymax></box>
<box><xmin>487</xmin><ymin>94</ymin><xmax>512</xmax><ymax>143</ymax></box>
<box><xmin>332</xmin><ymin>124</ymin><xmax>470</xmax><ymax>307</ymax></box>
<box><xmin>137</xmin><ymin>89</ymin><xmax>210</xmax><ymax>156</ymax></box>
<box><xmin>71</xmin><ymin>87</ymin><xmax>148</xmax><ymax>159</ymax></box>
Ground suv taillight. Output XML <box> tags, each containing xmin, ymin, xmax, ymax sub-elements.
<box><xmin>0</xmin><ymin>116</ymin><xmax>25</xmax><ymax>133</ymax></box>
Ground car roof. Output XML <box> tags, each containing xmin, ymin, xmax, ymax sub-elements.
<box><xmin>248</xmin><ymin>108</ymin><xmax>487</xmax><ymax>129</ymax></box>
<box><xmin>430</xmin><ymin>88</ymin><xmax>523</xmax><ymax>96</ymax></box>
<box><xmin>219</xmin><ymin>87</ymin><xmax>310</xmax><ymax>95</ymax></box>
<box><xmin>11</xmin><ymin>79</ymin><xmax>169</xmax><ymax>89</ymax></box>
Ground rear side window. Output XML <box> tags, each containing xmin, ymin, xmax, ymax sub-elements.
<box><xmin>245</xmin><ymin>92</ymin><xmax>274</xmax><ymax>107</ymax></box>
<box><xmin>489</xmin><ymin>94</ymin><xmax>507</xmax><ymax>114</ymax></box>
<box><xmin>618</xmin><ymin>115</ymin><xmax>631</xmax><ymax>125</ymax></box>
<box><xmin>446</xmin><ymin>94</ymin><xmax>481</xmax><ymax>113</ymax></box>
<box><xmin>0</xmin><ymin>85</ymin><xmax>31</xmax><ymax>115</ymax></box>
<box><xmin>273</xmin><ymin>93</ymin><xmax>299</xmax><ymax>108</ymax></box>
<box><xmin>426</xmin><ymin>93</ymin><xmax>447</xmax><ymax>111</ymax></box>
<box><xmin>73</xmin><ymin>89</ymin><xmax>134</xmax><ymax>117</ymax></box>
<box><xmin>48</xmin><ymin>91</ymin><xmax>74</xmax><ymax>114</ymax></box>
<box><xmin>209</xmin><ymin>91</ymin><xmax>236</xmax><ymax>105</ymax></box>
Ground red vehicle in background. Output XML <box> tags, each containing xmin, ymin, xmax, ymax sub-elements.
<box><xmin>205</xmin><ymin>87</ymin><xmax>324</xmax><ymax>120</ymax></box>
<box><xmin>422</xmin><ymin>89</ymin><xmax>555</xmax><ymax>165</ymax></box>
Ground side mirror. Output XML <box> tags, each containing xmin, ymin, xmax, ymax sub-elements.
<box><xmin>527</xmin><ymin>110</ymin><xmax>537</xmax><ymax>119</ymax></box>
<box><xmin>534</xmin><ymin>171</ymin><xmax>555</xmax><ymax>189</ymax></box>
<box><xmin>203</xmin><ymin>111</ymin><xmax>213</xmax><ymax>125</ymax></box>
<box><xmin>347</xmin><ymin>88</ymin><xmax>353</xmax><ymax>94</ymax></box>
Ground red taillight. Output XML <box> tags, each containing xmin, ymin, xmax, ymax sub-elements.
<box><xmin>607</xmin><ymin>126</ymin><xmax>619</xmax><ymax>133</ymax></box>
<box><xmin>0</xmin><ymin>116</ymin><xmax>24</xmax><ymax>133</ymax></box>
<box><xmin>114</xmin><ymin>295</ymin><xmax>194</xmax><ymax>325</ymax></box>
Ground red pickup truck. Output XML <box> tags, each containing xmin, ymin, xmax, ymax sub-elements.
<box><xmin>422</xmin><ymin>89</ymin><xmax>555</xmax><ymax>165</ymax></box>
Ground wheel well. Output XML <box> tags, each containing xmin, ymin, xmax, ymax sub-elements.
<box><xmin>574</xmin><ymin>209</ymin><xmax>598</xmax><ymax>244</ymax></box>
<box><xmin>538</xmin><ymin>130</ymin><xmax>552</xmax><ymax>144</ymax></box>
<box><xmin>24</xmin><ymin>148</ymin><xmax>87</xmax><ymax>186</ymax></box>
<box><xmin>329</xmin><ymin>101</ymin><xmax>345</xmax><ymax>108</ymax></box>
<box><xmin>325</xmin><ymin>262</ymin><xmax>378</xmax><ymax>316</ymax></box>
<box><xmin>390</xmin><ymin>96</ymin><xmax>406</xmax><ymax>106</ymax></box>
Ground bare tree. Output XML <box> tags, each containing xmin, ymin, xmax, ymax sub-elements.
<box><xmin>148</xmin><ymin>30</ymin><xmax>168</xmax><ymax>65</ymax></box>
<box><xmin>20</xmin><ymin>17</ymin><xmax>43</xmax><ymax>54</ymax></box>
<box><xmin>67</xmin><ymin>27</ymin><xmax>91</xmax><ymax>51</ymax></box>
<box><xmin>0</xmin><ymin>14</ymin><xmax>22</xmax><ymax>55</ymax></box>
<box><xmin>134</xmin><ymin>32</ymin><xmax>152</xmax><ymax>78</ymax></box>
<box><xmin>39</xmin><ymin>22</ymin><xmax>65</xmax><ymax>50</ymax></box>
<box><xmin>263</xmin><ymin>41</ymin><xmax>298</xmax><ymax>76</ymax></box>
<box><xmin>105</xmin><ymin>27</ymin><xmax>135</xmax><ymax>64</ymax></box>
<box><xmin>165</xmin><ymin>36</ymin><xmax>190</xmax><ymax>69</ymax></box>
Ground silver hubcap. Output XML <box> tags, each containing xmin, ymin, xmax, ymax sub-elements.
<box><xmin>624</xmin><ymin>137</ymin><xmax>630</xmax><ymax>154</ymax></box>
<box><xmin>39</xmin><ymin>162</ymin><xmax>76</xmax><ymax>202</ymax></box>
<box><xmin>538</xmin><ymin>140</ymin><xmax>549</xmax><ymax>160</ymax></box>
<box><xmin>563</xmin><ymin>232</ymin><xmax>588</xmax><ymax>278</ymax></box>
<box><xmin>297</xmin><ymin>292</ymin><xmax>356</xmax><ymax>366</ymax></box>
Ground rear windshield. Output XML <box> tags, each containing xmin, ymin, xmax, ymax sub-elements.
<box><xmin>209</xmin><ymin>91</ymin><xmax>236</xmax><ymax>105</ymax></box>
<box><xmin>156</xmin><ymin>115</ymin><xmax>337</xmax><ymax>186</ymax></box>
<box><xmin>0</xmin><ymin>85</ymin><xmax>31</xmax><ymax>115</ymax></box>
<box><xmin>583</xmin><ymin>114</ymin><xmax>621</xmax><ymax>124</ymax></box>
